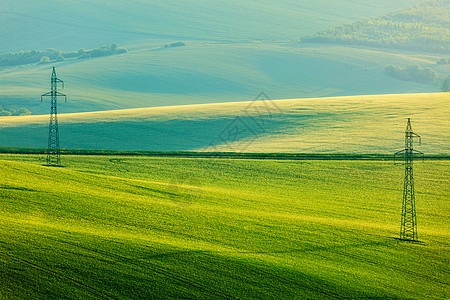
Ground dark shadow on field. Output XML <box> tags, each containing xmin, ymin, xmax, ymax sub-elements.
<box><xmin>244</xmin><ymin>239</ymin><xmax>390</xmax><ymax>255</ymax></box>
<box><xmin>140</xmin><ymin>240</ymin><xmax>401</xmax><ymax>299</ymax></box>
<box><xmin>0</xmin><ymin>184</ymin><xmax>38</xmax><ymax>192</ymax></box>
<box><xmin>391</xmin><ymin>237</ymin><xmax>426</xmax><ymax>245</ymax></box>
<box><xmin>0</xmin><ymin>112</ymin><xmax>315</xmax><ymax>151</ymax></box>
<box><xmin>0</xmin><ymin>230</ymin><xmax>406</xmax><ymax>299</ymax></box>
<box><xmin>44</xmin><ymin>235</ymin><xmax>401</xmax><ymax>299</ymax></box>
<box><xmin>140</xmin><ymin>239</ymin><xmax>391</xmax><ymax>259</ymax></box>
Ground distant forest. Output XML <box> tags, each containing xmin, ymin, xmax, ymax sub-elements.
<box><xmin>385</xmin><ymin>64</ymin><xmax>438</xmax><ymax>84</ymax></box>
<box><xmin>0</xmin><ymin>106</ymin><xmax>31</xmax><ymax>116</ymax></box>
<box><xmin>301</xmin><ymin>0</ymin><xmax>450</xmax><ymax>53</ymax></box>
<box><xmin>0</xmin><ymin>44</ymin><xmax>127</xmax><ymax>67</ymax></box>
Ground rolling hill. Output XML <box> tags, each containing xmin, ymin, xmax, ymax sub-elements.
<box><xmin>301</xmin><ymin>0</ymin><xmax>450</xmax><ymax>53</ymax></box>
<box><xmin>0</xmin><ymin>155</ymin><xmax>448</xmax><ymax>299</ymax></box>
<box><xmin>0</xmin><ymin>0</ymin><xmax>425</xmax><ymax>52</ymax></box>
<box><xmin>2</xmin><ymin>43</ymin><xmax>447</xmax><ymax>115</ymax></box>
<box><xmin>1</xmin><ymin>93</ymin><xmax>449</xmax><ymax>154</ymax></box>
<box><xmin>1</xmin><ymin>2</ymin><xmax>449</xmax><ymax>299</ymax></box>
<box><xmin>2</xmin><ymin>0</ymin><xmax>446</xmax><ymax>115</ymax></box>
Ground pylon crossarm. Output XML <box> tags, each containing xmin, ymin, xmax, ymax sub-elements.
<box><xmin>41</xmin><ymin>92</ymin><xmax>52</xmax><ymax>102</ymax></box>
<box><xmin>55</xmin><ymin>92</ymin><xmax>67</xmax><ymax>102</ymax></box>
<box><xmin>41</xmin><ymin>92</ymin><xmax>66</xmax><ymax>102</ymax></box>
<box><xmin>394</xmin><ymin>149</ymin><xmax>406</xmax><ymax>164</ymax></box>
<box><xmin>42</xmin><ymin>91</ymin><xmax>66</xmax><ymax>97</ymax></box>
<box><xmin>412</xmin><ymin>149</ymin><xmax>425</xmax><ymax>161</ymax></box>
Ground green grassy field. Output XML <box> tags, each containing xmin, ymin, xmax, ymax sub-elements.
<box><xmin>1</xmin><ymin>93</ymin><xmax>449</xmax><ymax>154</ymax></box>
<box><xmin>3</xmin><ymin>0</ymin><xmax>448</xmax><ymax>117</ymax></box>
<box><xmin>1</xmin><ymin>0</ymin><xmax>423</xmax><ymax>52</ymax></box>
<box><xmin>2</xmin><ymin>1</ymin><xmax>446</xmax><ymax>116</ymax></box>
<box><xmin>1</xmin><ymin>43</ymin><xmax>446</xmax><ymax>115</ymax></box>
<box><xmin>0</xmin><ymin>154</ymin><xmax>448</xmax><ymax>299</ymax></box>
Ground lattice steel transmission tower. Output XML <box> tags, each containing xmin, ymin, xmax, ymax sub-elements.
<box><xmin>394</xmin><ymin>118</ymin><xmax>424</xmax><ymax>242</ymax></box>
<box><xmin>41</xmin><ymin>67</ymin><xmax>66</xmax><ymax>166</ymax></box>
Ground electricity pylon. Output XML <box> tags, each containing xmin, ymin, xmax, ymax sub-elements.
<box><xmin>394</xmin><ymin>118</ymin><xmax>424</xmax><ymax>242</ymax></box>
<box><xmin>41</xmin><ymin>67</ymin><xmax>66</xmax><ymax>166</ymax></box>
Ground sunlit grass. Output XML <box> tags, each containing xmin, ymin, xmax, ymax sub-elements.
<box><xmin>0</xmin><ymin>92</ymin><xmax>448</xmax><ymax>153</ymax></box>
<box><xmin>0</xmin><ymin>155</ymin><xmax>448</xmax><ymax>299</ymax></box>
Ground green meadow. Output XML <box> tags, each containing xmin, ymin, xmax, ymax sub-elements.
<box><xmin>0</xmin><ymin>155</ymin><xmax>448</xmax><ymax>299</ymax></box>
<box><xmin>1</xmin><ymin>93</ymin><xmax>449</xmax><ymax>154</ymax></box>
<box><xmin>1</xmin><ymin>0</ymin><xmax>423</xmax><ymax>52</ymax></box>
<box><xmin>1</xmin><ymin>43</ymin><xmax>446</xmax><ymax>116</ymax></box>
<box><xmin>1</xmin><ymin>1</ymin><xmax>449</xmax><ymax>298</ymax></box>
<box><xmin>1</xmin><ymin>0</ymin><xmax>445</xmax><ymax>115</ymax></box>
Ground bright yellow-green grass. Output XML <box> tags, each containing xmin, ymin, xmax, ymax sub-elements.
<box><xmin>0</xmin><ymin>155</ymin><xmax>448</xmax><ymax>299</ymax></box>
<box><xmin>1</xmin><ymin>93</ymin><xmax>449</xmax><ymax>153</ymax></box>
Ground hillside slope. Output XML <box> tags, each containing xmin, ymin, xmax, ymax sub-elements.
<box><xmin>0</xmin><ymin>157</ymin><xmax>448</xmax><ymax>299</ymax></box>
<box><xmin>0</xmin><ymin>93</ymin><xmax>449</xmax><ymax>154</ymax></box>
<box><xmin>0</xmin><ymin>42</ymin><xmax>450</xmax><ymax>114</ymax></box>
<box><xmin>301</xmin><ymin>0</ymin><xmax>450</xmax><ymax>53</ymax></box>
<box><xmin>0</xmin><ymin>0</ymin><xmax>424</xmax><ymax>52</ymax></box>
<box><xmin>1</xmin><ymin>43</ymin><xmax>445</xmax><ymax>115</ymax></box>
<box><xmin>2</xmin><ymin>1</ymin><xmax>443</xmax><ymax>114</ymax></box>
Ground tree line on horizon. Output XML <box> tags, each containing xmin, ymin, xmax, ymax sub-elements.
<box><xmin>384</xmin><ymin>63</ymin><xmax>450</xmax><ymax>91</ymax></box>
<box><xmin>0</xmin><ymin>106</ymin><xmax>31</xmax><ymax>116</ymax></box>
<box><xmin>300</xmin><ymin>0</ymin><xmax>449</xmax><ymax>54</ymax></box>
<box><xmin>0</xmin><ymin>43</ymin><xmax>127</xmax><ymax>67</ymax></box>
<box><xmin>384</xmin><ymin>64</ymin><xmax>438</xmax><ymax>84</ymax></box>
